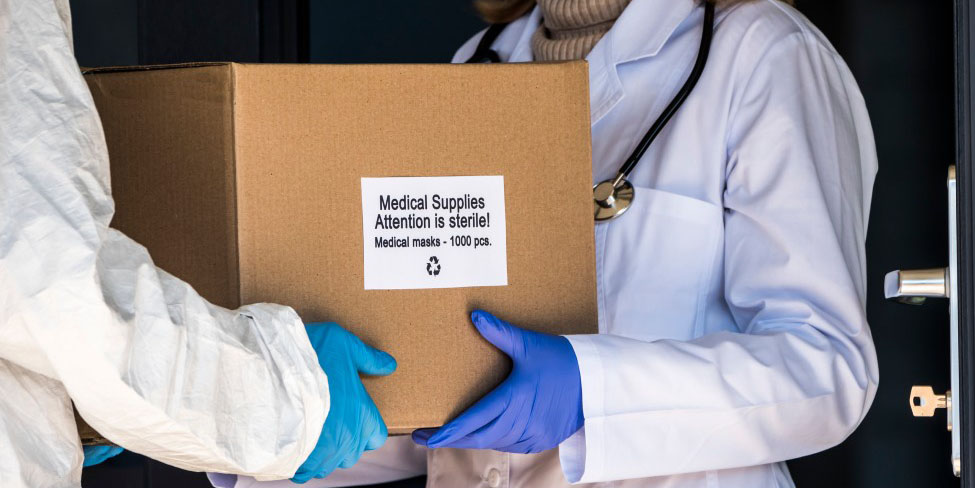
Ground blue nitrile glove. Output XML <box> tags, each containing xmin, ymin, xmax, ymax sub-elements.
<box><xmin>294</xmin><ymin>323</ymin><xmax>397</xmax><ymax>483</ymax></box>
<box><xmin>412</xmin><ymin>310</ymin><xmax>583</xmax><ymax>453</ymax></box>
<box><xmin>82</xmin><ymin>446</ymin><xmax>124</xmax><ymax>467</ymax></box>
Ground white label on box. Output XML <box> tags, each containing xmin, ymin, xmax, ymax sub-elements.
<box><xmin>360</xmin><ymin>176</ymin><xmax>508</xmax><ymax>290</ymax></box>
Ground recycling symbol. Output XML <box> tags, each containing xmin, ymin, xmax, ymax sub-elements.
<box><xmin>426</xmin><ymin>256</ymin><xmax>441</xmax><ymax>276</ymax></box>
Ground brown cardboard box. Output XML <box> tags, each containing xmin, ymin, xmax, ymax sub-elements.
<box><xmin>82</xmin><ymin>62</ymin><xmax>597</xmax><ymax>434</ymax></box>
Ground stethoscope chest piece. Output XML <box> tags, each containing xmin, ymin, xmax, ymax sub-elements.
<box><xmin>593</xmin><ymin>179</ymin><xmax>635</xmax><ymax>222</ymax></box>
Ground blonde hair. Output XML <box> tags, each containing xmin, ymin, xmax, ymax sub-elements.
<box><xmin>474</xmin><ymin>0</ymin><xmax>793</xmax><ymax>24</ymax></box>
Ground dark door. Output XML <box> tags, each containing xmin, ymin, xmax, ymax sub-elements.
<box><xmin>953</xmin><ymin>1</ymin><xmax>975</xmax><ymax>486</ymax></box>
<box><xmin>787</xmin><ymin>1</ymin><xmax>961</xmax><ymax>487</ymax></box>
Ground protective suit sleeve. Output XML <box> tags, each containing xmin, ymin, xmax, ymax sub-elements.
<box><xmin>557</xmin><ymin>32</ymin><xmax>879</xmax><ymax>482</ymax></box>
<box><xmin>0</xmin><ymin>359</ymin><xmax>83</xmax><ymax>488</ymax></box>
<box><xmin>0</xmin><ymin>0</ymin><xmax>328</xmax><ymax>483</ymax></box>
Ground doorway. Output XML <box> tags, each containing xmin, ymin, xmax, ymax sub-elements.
<box><xmin>69</xmin><ymin>0</ymin><xmax>963</xmax><ymax>486</ymax></box>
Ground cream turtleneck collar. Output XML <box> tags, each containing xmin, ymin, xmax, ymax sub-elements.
<box><xmin>531</xmin><ymin>0</ymin><xmax>632</xmax><ymax>61</ymax></box>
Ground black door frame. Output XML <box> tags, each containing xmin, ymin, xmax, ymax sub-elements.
<box><xmin>134</xmin><ymin>0</ymin><xmax>309</xmax><ymax>65</ymax></box>
<box><xmin>955</xmin><ymin>0</ymin><xmax>975</xmax><ymax>484</ymax></box>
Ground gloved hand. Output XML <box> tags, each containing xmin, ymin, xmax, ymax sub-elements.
<box><xmin>412</xmin><ymin>310</ymin><xmax>583</xmax><ymax>453</ymax></box>
<box><xmin>293</xmin><ymin>323</ymin><xmax>397</xmax><ymax>483</ymax></box>
<box><xmin>82</xmin><ymin>446</ymin><xmax>124</xmax><ymax>467</ymax></box>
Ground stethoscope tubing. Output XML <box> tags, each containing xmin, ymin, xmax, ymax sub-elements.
<box><xmin>614</xmin><ymin>0</ymin><xmax>715</xmax><ymax>185</ymax></box>
<box><xmin>467</xmin><ymin>0</ymin><xmax>717</xmax><ymax>221</ymax></box>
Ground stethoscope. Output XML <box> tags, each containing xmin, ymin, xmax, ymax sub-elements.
<box><xmin>466</xmin><ymin>1</ymin><xmax>715</xmax><ymax>222</ymax></box>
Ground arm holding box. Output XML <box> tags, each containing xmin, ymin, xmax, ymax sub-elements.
<box><xmin>0</xmin><ymin>0</ymin><xmax>341</xmax><ymax>484</ymax></box>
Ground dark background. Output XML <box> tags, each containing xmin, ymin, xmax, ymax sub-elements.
<box><xmin>70</xmin><ymin>0</ymin><xmax>957</xmax><ymax>486</ymax></box>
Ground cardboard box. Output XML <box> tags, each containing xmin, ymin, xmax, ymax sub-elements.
<box><xmin>83</xmin><ymin>62</ymin><xmax>597</xmax><ymax>434</ymax></box>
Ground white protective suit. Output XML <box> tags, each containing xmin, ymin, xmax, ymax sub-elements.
<box><xmin>0</xmin><ymin>1</ymin><xmax>329</xmax><ymax>486</ymax></box>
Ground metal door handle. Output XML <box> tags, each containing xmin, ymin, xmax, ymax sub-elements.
<box><xmin>884</xmin><ymin>268</ymin><xmax>948</xmax><ymax>304</ymax></box>
<box><xmin>887</xmin><ymin>166</ymin><xmax>960</xmax><ymax>476</ymax></box>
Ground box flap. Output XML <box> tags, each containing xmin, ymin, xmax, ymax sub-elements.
<box><xmin>82</xmin><ymin>62</ymin><xmax>230</xmax><ymax>75</ymax></box>
<box><xmin>85</xmin><ymin>63</ymin><xmax>241</xmax><ymax>309</ymax></box>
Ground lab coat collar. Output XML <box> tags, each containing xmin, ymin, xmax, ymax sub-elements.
<box><xmin>605</xmin><ymin>0</ymin><xmax>698</xmax><ymax>65</ymax></box>
<box><xmin>507</xmin><ymin>7</ymin><xmax>541</xmax><ymax>63</ymax></box>
<box><xmin>509</xmin><ymin>0</ymin><xmax>698</xmax><ymax>124</ymax></box>
<box><xmin>586</xmin><ymin>0</ymin><xmax>698</xmax><ymax>124</ymax></box>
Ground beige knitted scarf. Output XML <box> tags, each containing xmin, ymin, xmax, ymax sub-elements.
<box><xmin>531</xmin><ymin>0</ymin><xmax>632</xmax><ymax>61</ymax></box>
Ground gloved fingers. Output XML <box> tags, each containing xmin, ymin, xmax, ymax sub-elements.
<box><xmin>411</xmin><ymin>428</ymin><xmax>437</xmax><ymax>446</ymax></box>
<box><xmin>303</xmin><ymin>322</ymin><xmax>340</xmax><ymax>346</ymax></box>
<box><xmin>313</xmin><ymin>453</ymin><xmax>345</xmax><ymax>480</ymax></box>
<box><xmin>423</xmin><ymin>398</ymin><xmax>524</xmax><ymax>449</ymax></box>
<box><xmin>349</xmin><ymin>333</ymin><xmax>397</xmax><ymax>376</ymax></box>
<box><xmin>471</xmin><ymin>310</ymin><xmax>521</xmax><ymax>358</ymax></box>
<box><xmin>345</xmin><ymin>424</ymin><xmax>385</xmax><ymax>467</ymax></box>
<box><xmin>481</xmin><ymin>411</ymin><xmax>528</xmax><ymax>449</ymax></box>
<box><xmin>291</xmin><ymin>441</ymin><xmax>330</xmax><ymax>484</ymax></box>
<box><xmin>422</xmin><ymin>423</ymin><xmax>499</xmax><ymax>450</ymax></box>
<box><xmin>364</xmin><ymin>433</ymin><xmax>387</xmax><ymax>451</ymax></box>
<box><xmin>426</xmin><ymin>433</ymin><xmax>495</xmax><ymax>450</ymax></box>
<box><xmin>82</xmin><ymin>445</ymin><xmax>124</xmax><ymax>467</ymax></box>
<box><xmin>364</xmin><ymin>416</ymin><xmax>388</xmax><ymax>451</ymax></box>
<box><xmin>355</xmin><ymin>389</ymin><xmax>388</xmax><ymax>452</ymax></box>
<box><xmin>426</xmin><ymin>382</ymin><xmax>510</xmax><ymax>448</ymax></box>
<box><xmin>295</xmin><ymin>451</ymin><xmax>343</xmax><ymax>483</ymax></box>
<box><xmin>291</xmin><ymin>470</ymin><xmax>314</xmax><ymax>484</ymax></box>
<box><xmin>337</xmin><ymin>447</ymin><xmax>364</xmax><ymax>469</ymax></box>
<box><xmin>103</xmin><ymin>446</ymin><xmax>124</xmax><ymax>463</ymax></box>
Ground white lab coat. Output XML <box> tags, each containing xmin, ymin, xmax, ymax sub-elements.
<box><xmin>218</xmin><ymin>0</ymin><xmax>879</xmax><ymax>487</ymax></box>
<box><xmin>0</xmin><ymin>1</ymin><xmax>329</xmax><ymax>486</ymax></box>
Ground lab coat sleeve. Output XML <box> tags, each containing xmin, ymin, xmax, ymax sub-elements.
<box><xmin>558</xmin><ymin>32</ymin><xmax>879</xmax><ymax>482</ymax></box>
<box><xmin>0</xmin><ymin>0</ymin><xmax>328</xmax><ymax>483</ymax></box>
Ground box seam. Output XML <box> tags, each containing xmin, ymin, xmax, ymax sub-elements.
<box><xmin>228</xmin><ymin>63</ymin><xmax>242</xmax><ymax>308</ymax></box>
<box><xmin>81</xmin><ymin>61</ymin><xmax>230</xmax><ymax>75</ymax></box>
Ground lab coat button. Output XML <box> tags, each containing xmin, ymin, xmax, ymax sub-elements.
<box><xmin>486</xmin><ymin>468</ymin><xmax>502</xmax><ymax>487</ymax></box>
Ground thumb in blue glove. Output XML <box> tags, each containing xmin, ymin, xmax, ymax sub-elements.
<box><xmin>82</xmin><ymin>445</ymin><xmax>124</xmax><ymax>467</ymax></box>
<box><xmin>293</xmin><ymin>323</ymin><xmax>397</xmax><ymax>484</ymax></box>
<box><xmin>412</xmin><ymin>310</ymin><xmax>583</xmax><ymax>453</ymax></box>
